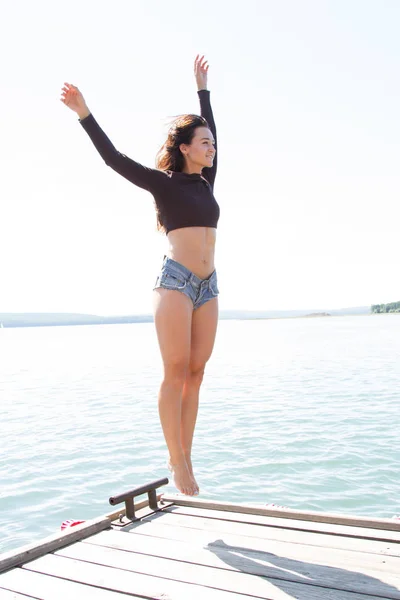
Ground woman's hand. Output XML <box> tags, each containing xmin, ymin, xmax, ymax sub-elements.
<box><xmin>194</xmin><ymin>55</ymin><xmax>209</xmax><ymax>91</ymax></box>
<box><xmin>60</xmin><ymin>83</ymin><xmax>90</xmax><ymax>119</ymax></box>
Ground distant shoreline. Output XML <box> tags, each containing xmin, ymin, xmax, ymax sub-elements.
<box><xmin>0</xmin><ymin>307</ymin><xmax>374</xmax><ymax>329</ymax></box>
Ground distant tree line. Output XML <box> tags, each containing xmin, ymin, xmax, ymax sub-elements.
<box><xmin>371</xmin><ymin>301</ymin><xmax>400</xmax><ymax>313</ymax></box>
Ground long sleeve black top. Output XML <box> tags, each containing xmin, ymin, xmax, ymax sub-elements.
<box><xmin>79</xmin><ymin>90</ymin><xmax>219</xmax><ymax>234</ymax></box>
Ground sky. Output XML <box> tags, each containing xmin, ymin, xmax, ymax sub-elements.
<box><xmin>1</xmin><ymin>0</ymin><xmax>399</xmax><ymax>315</ymax></box>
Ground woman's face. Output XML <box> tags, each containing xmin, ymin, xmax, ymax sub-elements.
<box><xmin>180</xmin><ymin>126</ymin><xmax>215</xmax><ymax>171</ymax></box>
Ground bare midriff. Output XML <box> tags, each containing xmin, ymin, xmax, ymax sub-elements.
<box><xmin>166</xmin><ymin>226</ymin><xmax>217</xmax><ymax>279</ymax></box>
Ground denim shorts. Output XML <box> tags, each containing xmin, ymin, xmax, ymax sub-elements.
<box><xmin>154</xmin><ymin>256</ymin><xmax>219</xmax><ymax>310</ymax></box>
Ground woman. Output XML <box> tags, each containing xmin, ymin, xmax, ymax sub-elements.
<box><xmin>61</xmin><ymin>56</ymin><xmax>219</xmax><ymax>496</ymax></box>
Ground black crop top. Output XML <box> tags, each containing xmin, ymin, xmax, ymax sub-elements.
<box><xmin>79</xmin><ymin>90</ymin><xmax>219</xmax><ymax>234</ymax></box>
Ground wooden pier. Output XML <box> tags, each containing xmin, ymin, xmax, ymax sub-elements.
<box><xmin>1</xmin><ymin>478</ymin><xmax>400</xmax><ymax>599</ymax></box>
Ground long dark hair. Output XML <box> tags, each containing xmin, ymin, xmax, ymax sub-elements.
<box><xmin>155</xmin><ymin>113</ymin><xmax>209</xmax><ymax>231</ymax></box>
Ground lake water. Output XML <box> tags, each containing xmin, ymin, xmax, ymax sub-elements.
<box><xmin>1</xmin><ymin>315</ymin><xmax>399</xmax><ymax>554</ymax></box>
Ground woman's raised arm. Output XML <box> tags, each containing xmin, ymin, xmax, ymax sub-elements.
<box><xmin>194</xmin><ymin>56</ymin><xmax>217</xmax><ymax>188</ymax></box>
<box><xmin>60</xmin><ymin>83</ymin><xmax>166</xmax><ymax>193</ymax></box>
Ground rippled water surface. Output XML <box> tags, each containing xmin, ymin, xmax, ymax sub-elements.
<box><xmin>1</xmin><ymin>315</ymin><xmax>399</xmax><ymax>553</ymax></box>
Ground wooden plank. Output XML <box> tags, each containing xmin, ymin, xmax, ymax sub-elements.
<box><xmin>133</xmin><ymin>510</ymin><xmax>400</xmax><ymax>557</ymax></box>
<box><xmin>60</xmin><ymin>536</ymin><xmax>400</xmax><ymax>598</ymax></box>
<box><xmin>0</xmin><ymin>567</ymin><xmax>137</xmax><ymax>599</ymax></box>
<box><xmin>23</xmin><ymin>553</ymin><xmax>271</xmax><ymax>599</ymax></box>
<box><xmin>0</xmin><ymin>516</ymin><xmax>111</xmax><ymax>574</ymax></box>
<box><xmin>24</xmin><ymin>550</ymin><xmax>398</xmax><ymax>600</ymax></box>
<box><xmin>161</xmin><ymin>495</ymin><xmax>400</xmax><ymax>532</ymax></box>
<box><xmin>159</xmin><ymin>503</ymin><xmax>400</xmax><ymax>543</ymax></box>
<box><xmin>86</xmin><ymin>525</ymin><xmax>400</xmax><ymax>579</ymax></box>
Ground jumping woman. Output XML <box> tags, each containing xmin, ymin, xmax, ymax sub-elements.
<box><xmin>61</xmin><ymin>55</ymin><xmax>219</xmax><ymax>496</ymax></box>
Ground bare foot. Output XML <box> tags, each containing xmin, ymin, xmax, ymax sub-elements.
<box><xmin>184</xmin><ymin>453</ymin><xmax>200</xmax><ymax>495</ymax></box>
<box><xmin>168</xmin><ymin>458</ymin><xmax>197</xmax><ymax>496</ymax></box>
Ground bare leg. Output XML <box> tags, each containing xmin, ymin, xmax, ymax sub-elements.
<box><xmin>181</xmin><ymin>297</ymin><xmax>219</xmax><ymax>493</ymax></box>
<box><xmin>153</xmin><ymin>288</ymin><xmax>196</xmax><ymax>496</ymax></box>
<box><xmin>181</xmin><ymin>369</ymin><xmax>203</xmax><ymax>493</ymax></box>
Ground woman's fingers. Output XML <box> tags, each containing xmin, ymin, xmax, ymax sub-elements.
<box><xmin>60</xmin><ymin>84</ymin><xmax>81</xmax><ymax>100</ymax></box>
<box><xmin>60</xmin><ymin>86</ymin><xmax>77</xmax><ymax>106</ymax></box>
<box><xmin>63</xmin><ymin>82</ymin><xmax>80</xmax><ymax>94</ymax></box>
<box><xmin>194</xmin><ymin>55</ymin><xmax>209</xmax><ymax>75</ymax></box>
<box><xmin>61</xmin><ymin>84</ymin><xmax>74</xmax><ymax>97</ymax></box>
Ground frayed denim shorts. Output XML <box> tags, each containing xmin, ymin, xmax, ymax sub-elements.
<box><xmin>154</xmin><ymin>256</ymin><xmax>219</xmax><ymax>310</ymax></box>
